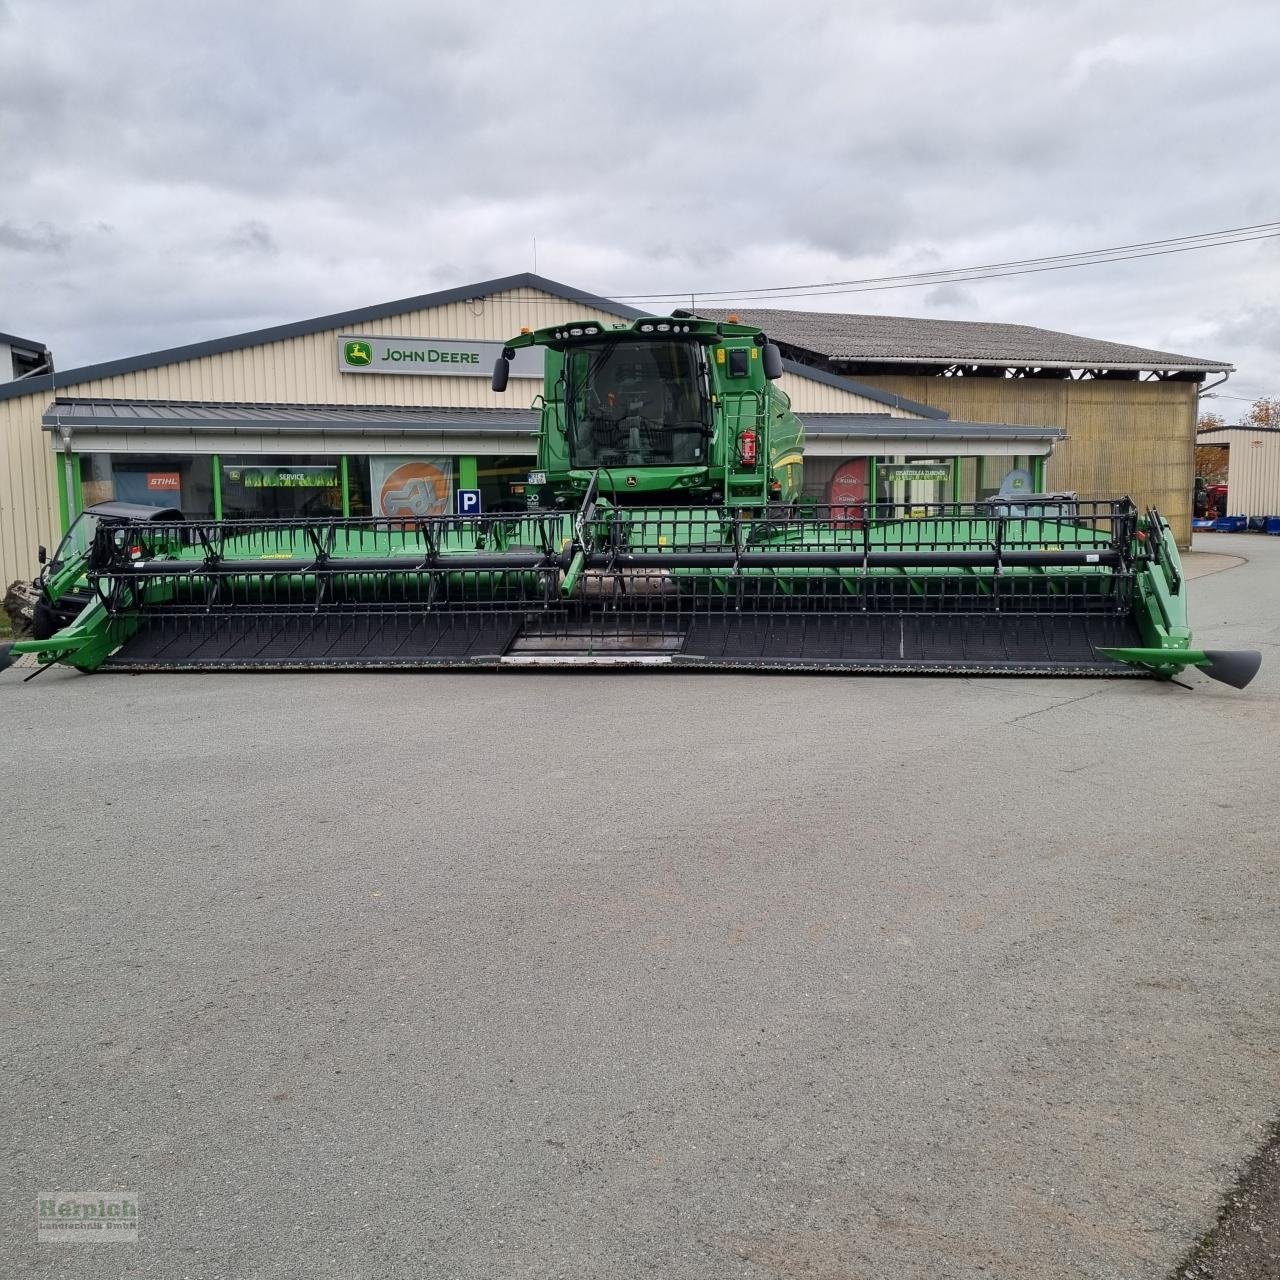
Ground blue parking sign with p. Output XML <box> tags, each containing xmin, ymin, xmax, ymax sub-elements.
<box><xmin>456</xmin><ymin>489</ymin><xmax>482</xmax><ymax>516</ymax></box>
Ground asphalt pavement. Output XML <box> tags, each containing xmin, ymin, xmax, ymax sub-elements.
<box><xmin>2</xmin><ymin>532</ymin><xmax>1277</xmax><ymax>1279</ymax></box>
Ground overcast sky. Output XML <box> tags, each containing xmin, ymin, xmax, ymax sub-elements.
<box><xmin>2</xmin><ymin>0</ymin><xmax>1278</xmax><ymax>409</ymax></box>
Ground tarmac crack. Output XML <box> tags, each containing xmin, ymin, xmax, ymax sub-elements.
<box><xmin>1003</xmin><ymin>686</ymin><xmax>1109</xmax><ymax>726</ymax></box>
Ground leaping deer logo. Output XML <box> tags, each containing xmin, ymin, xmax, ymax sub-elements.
<box><xmin>345</xmin><ymin>340</ymin><xmax>372</xmax><ymax>366</ymax></box>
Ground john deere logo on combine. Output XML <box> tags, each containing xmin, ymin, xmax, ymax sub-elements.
<box><xmin>344</xmin><ymin>340</ymin><xmax>372</xmax><ymax>366</ymax></box>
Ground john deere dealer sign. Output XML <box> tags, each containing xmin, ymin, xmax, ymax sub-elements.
<box><xmin>338</xmin><ymin>335</ymin><xmax>545</xmax><ymax>378</ymax></box>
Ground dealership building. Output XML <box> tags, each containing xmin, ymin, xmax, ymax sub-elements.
<box><xmin>0</xmin><ymin>273</ymin><xmax>1232</xmax><ymax>586</ymax></box>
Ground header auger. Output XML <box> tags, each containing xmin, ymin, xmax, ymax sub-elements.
<box><xmin>9</xmin><ymin>316</ymin><xmax>1260</xmax><ymax>687</ymax></box>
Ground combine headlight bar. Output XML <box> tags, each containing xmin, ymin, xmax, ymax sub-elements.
<box><xmin>636</xmin><ymin>321</ymin><xmax>695</xmax><ymax>334</ymax></box>
<box><xmin>550</xmin><ymin>324</ymin><xmax>604</xmax><ymax>341</ymax></box>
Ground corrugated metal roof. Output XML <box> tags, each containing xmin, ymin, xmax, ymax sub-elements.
<box><xmin>804</xmin><ymin>414</ymin><xmax>1063</xmax><ymax>441</ymax></box>
<box><xmin>41</xmin><ymin>399</ymin><xmax>1057</xmax><ymax>444</ymax></box>
<box><xmin>1197</xmin><ymin>426</ymin><xmax>1280</xmax><ymax>438</ymax></box>
<box><xmin>699</xmin><ymin>308</ymin><xmax>1232</xmax><ymax>372</ymax></box>
<box><xmin>41</xmin><ymin>399</ymin><xmax>540</xmax><ymax>434</ymax></box>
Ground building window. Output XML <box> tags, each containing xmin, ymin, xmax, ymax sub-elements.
<box><xmin>476</xmin><ymin>455</ymin><xmax>540</xmax><ymax>512</ymax></box>
<box><xmin>79</xmin><ymin>453</ymin><xmax>215</xmax><ymax>517</ymax></box>
<box><xmin>347</xmin><ymin>455</ymin><xmax>459</xmax><ymax>518</ymax></box>
<box><xmin>875</xmin><ymin>457</ymin><xmax>953</xmax><ymax>512</ymax></box>
<box><xmin>799</xmin><ymin>456</ymin><xmax>843</xmax><ymax>503</ymax></box>
<box><xmin>977</xmin><ymin>455</ymin><xmax>1034</xmax><ymax>500</ymax></box>
<box><xmin>220</xmin><ymin>457</ymin><xmax>343</xmax><ymax>519</ymax></box>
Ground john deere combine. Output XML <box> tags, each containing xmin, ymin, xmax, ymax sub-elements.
<box><xmin>9</xmin><ymin>316</ymin><xmax>1260</xmax><ymax>686</ymax></box>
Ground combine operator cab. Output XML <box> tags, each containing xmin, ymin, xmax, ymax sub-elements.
<box><xmin>493</xmin><ymin>316</ymin><xmax>795</xmax><ymax>505</ymax></box>
<box><xmin>564</xmin><ymin>338</ymin><xmax>709</xmax><ymax>469</ymax></box>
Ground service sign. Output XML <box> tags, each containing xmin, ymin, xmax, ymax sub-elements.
<box><xmin>338</xmin><ymin>335</ymin><xmax>545</xmax><ymax>379</ymax></box>
<box><xmin>225</xmin><ymin>465</ymin><xmax>339</xmax><ymax>490</ymax></box>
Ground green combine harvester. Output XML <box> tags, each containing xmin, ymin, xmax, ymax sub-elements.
<box><xmin>7</xmin><ymin>315</ymin><xmax>1260</xmax><ymax>687</ymax></box>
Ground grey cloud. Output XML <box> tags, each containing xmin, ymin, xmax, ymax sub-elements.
<box><xmin>0</xmin><ymin>221</ymin><xmax>70</xmax><ymax>254</ymax></box>
<box><xmin>1192</xmin><ymin>304</ymin><xmax>1280</xmax><ymax>402</ymax></box>
<box><xmin>424</xmin><ymin>262</ymin><xmax>466</xmax><ymax>287</ymax></box>
<box><xmin>0</xmin><ymin>0</ymin><xmax>1276</xmax><ymax>401</ymax></box>
<box><xmin>224</xmin><ymin>220</ymin><xmax>278</xmax><ymax>256</ymax></box>
<box><xmin>1203</xmin><ymin>304</ymin><xmax>1280</xmax><ymax>352</ymax></box>
<box><xmin>923</xmin><ymin>284</ymin><xmax>978</xmax><ymax>310</ymax></box>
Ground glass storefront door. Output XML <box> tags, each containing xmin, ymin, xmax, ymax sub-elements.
<box><xmin>977</xmin><ymin>455</ymin><xmax>1035</xmax><ymax>501</ymax></box>
<box><xmin>476</xmin><ymin>456</ymin><xmax>542</xmax><ymax>513</ymax></box>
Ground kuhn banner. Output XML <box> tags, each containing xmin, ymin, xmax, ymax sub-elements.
<box><xmin>369</xmin><ymin>457</ymin><xmax>453</xmax><ymax>518</ymax></box>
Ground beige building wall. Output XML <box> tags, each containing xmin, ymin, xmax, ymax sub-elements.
<box><xmin>1197</xmin><ymin>428</ymin><xmax>1280</xmax><ymax>518</ymax></box>
<box><xmin>0</xmin><ymin>285</ymin><xmax>905</xmax><ymax>585</ymax></box>
<box><xmin>0</xmin><ymin>393</ymin><xmax>62</xmax><ymax>593</ymax></box>
<box><xmin>36</xmin><ymin>288</ymin><xmax>626</xmax><ymax>410</ymax></box>
<box><xmin>855</xmin><ymin>375</ymin><xmax>1199</xmax><ymax>546</ymax></box>
<box><xmin>778</xmin><ymin>372</ymin><xmax>918</xmax><ymax>417</ymax></box>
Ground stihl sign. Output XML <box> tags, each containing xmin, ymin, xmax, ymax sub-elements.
<box><xmin>146</xmin><ymin>473</ymin><xmax>181</xmax><ymax>491</ymax></box>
